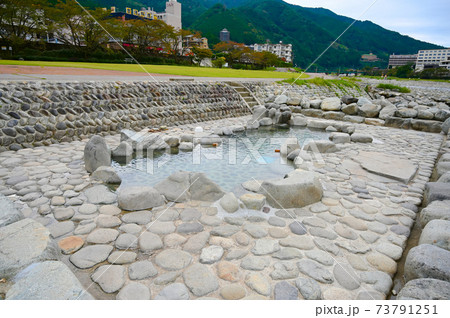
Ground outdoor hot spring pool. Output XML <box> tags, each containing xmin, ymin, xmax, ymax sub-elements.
<box><xmin>112</xmin><ymin>127</ymin><xmax>329</xmax><ymax>193</ymax></box>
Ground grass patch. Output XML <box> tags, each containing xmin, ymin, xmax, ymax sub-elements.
<box><xmin>376</xmin><ymin>83</ymin><xmax>411</xmax><ymax>93</ymax></box>
<box><xmin>280</xmin><ymin>77</ymin><xmax>361</xmax><ymax>92</ymax></box>
<box><xmin>0</xmin><ymin>60</ymin><xmax>309</xmax><ymax>79</ymax></box>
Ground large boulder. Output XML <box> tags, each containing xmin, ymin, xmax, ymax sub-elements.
<box><xmin>320</xmin><ymin>97</ymin><xmax>341</xmax><ymax>111</ymax></box>
<box><xmin>341</xmin><ymin>103</ymin><xmax>358</xmax><ymax>115</ymax></box>
<box><xmin>436</xmin><ymin>160</ymin><xmax>450</xmax><ymax>178</ymax></box>
<box><xmin>419</xmin><ymin>200</ymin><xmax>450</xmax><ymax>227</ymax></box>
<box><xmin>118</xmin><ymin>186</ymin><xmax>165</xmax><ymax>211</ymax></box>
<box><xmin>84</xmin><ymin>135</ymin><xmax>111</xmax><ymax>173</ymax></box>
<box><xmin>289</xmin><ymin>115</ymin><xmax>307</xmax><ymax>127</ymax></box>
<box><xmin>259</xmin><ymin>170</ymin><xmax>323</xmax><ymax>209</ymax></box>
<box><xmin>0</xmin><ymin>193</ymin><xmax>23</xmax><ymax>228</ymax></box>
<box><xmin>274</xmin><ymin>95</ymin><xmax>288</xmax><ymax>104</ymax></box>
<box><xmin>378</xmin><ymin>104</ymin><xmax>397</xmax><ymax>120</ymax></box>
<box><xmin>0</xmin><ymin>219</ymin><xmax>59</xmax><ymax>279</ymax></box>
<box><xmin>424</xmin><ymin>182</ymin><xmax>450</xmax><ymax>205</ymax></box>
<box><xmin>404</xmin><ymin>244</ymin><xmax>450</xmax><ymax>282</ymax></box>
<box><xmin>329</xmin><ymin>132</ymin><xmax>351</xmax><ymax>144</ymax></box>
<box><xmin>442</xmin><ymin>117</ymin><xmax>450</xmax><ymax>134</ymax></box>
<box><xmin>341</xmin><ymin>95</ymin><xmax>358</xmax><ymax>105</ymax></box>
<box><xmin>155</xmin><ymin>171</ymin><xmax>225</xmax><ymax>203</ymax></box>
<box><xmin>121</xmin><ymin>129</ymin><xmax>168</xmax><ymax>150</ymax></box>
<box><xmin>358</xmin><ymin>103</ymin><xmax>381</xmax><ymax>118</ymax></box>
<box><xmin>91</xmin><ymin>166</ymin><xmax>121</xmax><ymax>184</ymax></box>
<box><xmin>419</xmin><ymin>220</ymin><xmax>450</xmax><ymax>251</ymax></box>
<box><xmin>6</xmin><ymin>261</ymin><xmax>94</xmax><ymax>300</ymax></box>
<box><xmin>396</xmin><ymin>108</ymin><xmax>418</xmax><ymax>118</ymax></box>
<box><xmin>397</xmin><ymin>278</ymin><xmax>450</xmax><ymax>300</ymax></box>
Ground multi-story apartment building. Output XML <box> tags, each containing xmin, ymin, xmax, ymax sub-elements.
<box><xmin>250</xmin><ymin>41</ymin><xmax>292</xmax><ymax>63</ymax></box>
<box><xmin>388</xmin><ymin>54</ymin><xmax>417</xmax><ymax>68</ymax></box>
<box><xmin>416</xmin><ymin>49</ymin><xmax>450</xmax><ymax>71</ymax></box>
<box><xmin>111</xmin><ymin>0</ymin><xmax>182</xmax><ymax>29</ymax></box>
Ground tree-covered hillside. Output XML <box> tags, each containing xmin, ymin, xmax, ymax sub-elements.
<box><xmin>80</xmin><ymin>0</ymin><xmax>444</xmax><ymax>69</ymax></box>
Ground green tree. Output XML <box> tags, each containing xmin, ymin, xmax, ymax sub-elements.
<box><xmin>191</xmin><ymin>46</ymin><xmax>213</xmax><ymax>65</ymax></box>
<box><xmin>0</xmin><ymin>0</ymin><xmax>48</xmax><ymax>47</ymax></box>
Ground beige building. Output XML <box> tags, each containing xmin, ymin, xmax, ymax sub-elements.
<box><xmin>388</xmin><ymin>54</ymin><xmax>417</xmax><ymax>68</ymax></box>
<box><xmin>416</xmin><ymin>49</ymin><xmax>450</xmax><ymax>71</ymax></box>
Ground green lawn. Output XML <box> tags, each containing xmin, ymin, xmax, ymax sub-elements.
<box><xmin>0</xmin><ymin>60</ymin><xmax>309</xmax><ymax>79</ymax></box>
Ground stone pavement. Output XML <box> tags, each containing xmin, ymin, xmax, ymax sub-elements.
<box><xmin>0</xmin><ymin>116</ymin><xmax>445</xmax><ymax>300</ymax></box>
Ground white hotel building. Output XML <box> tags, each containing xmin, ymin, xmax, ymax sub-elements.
<box><xmin>415</xmin><ymin>49</ymin><xmax>450</xmax><ymax>71</ymax></box>
<box><xmin>250</xmin><ymin>41</ymin><xmax>293</xmax><ymax>63</ymax></box>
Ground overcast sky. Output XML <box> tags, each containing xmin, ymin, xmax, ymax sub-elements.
<box><xmin>284</xmin><ymin>0</ymin><xmax>450</xmax><ymax>47</ymax></box>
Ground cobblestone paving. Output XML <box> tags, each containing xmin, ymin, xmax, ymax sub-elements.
<box><xmin>0</xmin><ymin>116</ymin><xmax>443</xmax><ymax>300</ymax></box>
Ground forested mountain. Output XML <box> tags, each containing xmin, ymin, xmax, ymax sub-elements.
<box><xmin>81</xmin><ymin>0</ymin><xmax>444</xmax><ymax>69</ymax></box>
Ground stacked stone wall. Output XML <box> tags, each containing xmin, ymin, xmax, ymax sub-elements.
<box><xmin>0</xmin><ymin>81</ymin><xmax>249</xmax><ymax>152</ymax></box>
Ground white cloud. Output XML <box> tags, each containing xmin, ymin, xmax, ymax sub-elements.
<box><xmin>284</xmin><ymin>0</ymin><xmax>450</xmax><ymax>47</ymax></box>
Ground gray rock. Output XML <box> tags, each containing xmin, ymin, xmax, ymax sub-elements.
<box><xmin>86</xmin><ymin>228</ymin><xmax>119</xmax><ymax>244</ymax></box>
<box><xmin>259</xmin><ymin>117</ymin><xmax>273</xmax><ymax>126</ymax></box>
<box><xmin>252</xmin><ymin>238</ymin><xmax>280</xmax><ymax>255</ymax></box>
<box><xmin>70</xmin><ymin>245</ymin><xmax>113</xmax><ymax>269</ymax></box>
<box><xmin>295</xmin><ymin>277</ymin><xmax>322</xmax><ymax>300</ymax></box>
<box><xmin>91</xmin><ymin>166</ymin><xmax>121</xmax><ymax>184</ymax></box>
<box><xmin>179</xmin><ymin>142</ymin><xmax>194</xmax><ymax>151</ymax></box>
<box><xmin>118</xmin><ymin>186</ymin><xmax>164</xmax><ymax>211</ymax></box>
<box><xmin>438</xmin><ymin>172</ymin><xmax>450</xmax><ymax>183</ymax></box>
<box><xmin>108</xmin><ymin>251</ymin><xmax>137</xmax><ymax>264</ymax></box>
<box><xmin>379</xmin><ymin>104</ymin><xmax>397</xmax><ymax>119</ymax></box>
<box><xmin>303</xmin><ymin>140</ymin><xmax>338</xmax><ymax>153</ymax></box>
<box><xmin>0</xmin><ymin>193</ymin><xmax>23</xmax><ymax>228</ymax></box>
<box><xmin>397</xmin><ymin>108</ymin><xmax>418</xmax><ymax>118</ymax></box>
<box><xmin>220</xmin><ymin>192</ymin><xmax>239</xmax><ymax>213</ymax></box>
<box><xmin>436</xmin><ymin>161</ymin><xmax>450</xmax><ymax>178</ymax></box>
<box><xmin>116</xmin><ymin>282</ymin><xmax>151</xmax><ymax>300</ymax></box>
<box><xmin>84</xmin><ymin>185</ymin><xmax>117</xmax><ymax>204</ymax></box>
<box><xmin>211</xmin><ymin>224</ymin><xmax>240</xmax><ymax>237</ymax></box>
<box><xmin>424</xmin><ymin>182</ymin><xmax>450</xmax><ymax>205</ymax></box>
<box><xmin>183</xmin><ymin>231</ymin><xmax>210</xmax><ymax>252</ymax></box>
<box><xmin>272</xmin><ymin>247</ymin><xmax>303</xmax><ymax>260</ymax></box>
<box><xmin>155</xmin><ymin>283</ymin><xmax>190</xmax><ymax>300</ymax></box>
<box><xmin>183</xmin><ymin>264</ymin><xmax>219</xmax><ymax>297</ymax></box>
<box><xmin>138</xmin><ymin>231</ymin><xmax>163</xmax><ymax>253</ymax></box>
<box><xmin>245</xmin><ymin>272</ymin><xmax>271</xmax><ymax>296</ymax></box>
<box><xmin>419</xmin><ymin>200</ymin><xmax>450</xmax><ymax>227</ymax></box>
<box><xmin>260</xmin><ymin>170</ymin><xmax>323</xmax><ymax>209</ymax></box>
<box><xmin>297</xmin><ymin>259</ymin><xmax>334</xmax><ymax>283</ymax></box>
<box><xmin>329</xmin><ymin>132</ymin><xmax>350</xmax><ymax>144</ymax></box>
<box><xmin>177</xmin><ymin>222</ymin><xmax>204</xmax><ymax>234</ymax></box>
<box><xmin>0</xmin><ymin>219</ymin><xmax>59</xmax><ymax>279</ymax></box>
<box><xmin>155</xmin><ymin>171</ymin><xmax>225</xmax><ymax>202</ymax></box>
<box><xmin>333</xmin><ymin>264</ymin><xmax>360</xmax><ymax>290</ymax></box>
<box><xmin>405</xmin><ymin>244</ymin><xmax>450</xmax><ymax>282</ymax></box>
<box><xmin>121</xmin><ymin>129</ymin><xmax>168</xmax><ymax>150</ymax></box>
<box><xmin>200</xmin><ymin>245</ymin><xmax>224</xmax><ymax>264</ymax></box>
<box><xmin>270</xmin><ymin>261</ymin><xmax>299</xmax><ymax>280</ymax></box>
<box><xmin>351</xmin><ymin>133</ymin><xmax>373</xmax><ymax>143</ymax></box>
<box><xmin>155</xmin><ymin>249</ymin><xmax>192</xmax><ymax>270</ymax></box>
<box><xmin>274</xmin><ymin>281</ymin><xmax>298</xmax><ymax>300</ymax></box>
<box><xmin>240</xmin><ymin>193</ymin><xmax>266</xmax><ymax>210</ymax></box>
<box><xmin>442</xmin><ymin>117</ymin><xmax>450</xmax><ymax>134</ymax></box>
<box><xmin>321</xmin><ymin>97</ymin><xmax>341</xmax><ymax>111</ymax></box>
<box><xmin>397</xmin><ymin>278</ymin><xmax>450</xmax><ymax>300</ymax></box>
<box><xmin>360</xmin><ymin>271</ymin><xmax>392</xmax><ymax>295</ymax></box>
<box><xmin>84</xmin><ymin>135</ymin><xmax>111</xmax><ymax>173</ymax></box>
<box><xmin>115</xmin><ymin>233</ymin><xmax>138</xmax><ymax>249</ymax></box>
<box><xmin>280</xmin><ymin>137</ymin><xmax>300</xmax><ymax>156</ymax></box>
<box><xmin>121</xmin><ymin>211</ymin><xmax>152</xmax><ymax>224</ymax></box>
<box><xmin>358</xmin><ymin>103</ymin><xmax>381</xmax><ymax>118</ymax></box>
<box><xmin>341</xmin><ymin>103</ymin><xmax>358</xmax><ymax>115</ymax></box>
<box><xmin>289</xmin><ymin>115</ymin><xmax>308</xmax><ymax>127</ymax></box>
<box><xmin>112</xmin><ymin>141</ymin><xmax>133</xmax><ymax>158</ymax></box>
<box><xmin>240</xmin><ymin>255</ymin><xmax>270</xmax><ymax>270</ymax></box>
<box><xmin>91</xmin><ymin>265</ymin><xmax>126</xmax><ymax>293</ymax></box>
<box><xmin>128</xmin><ymin>260</ymin><xmax>158</xmax><ymax>280</ymax></box>
<box><xmin>6</xmin><ymin>261</ymin><xmax>93</xmax><ymax>300</ymax></box>
<box><xmin>289</xmin><ymin>222</ymin><xmax>307</xmax><ymax>235</ymax></box>
<box><xmin>419</xmin><ymin>219</ymin><xmax>450</xmax><ymax>251</ymax></box>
